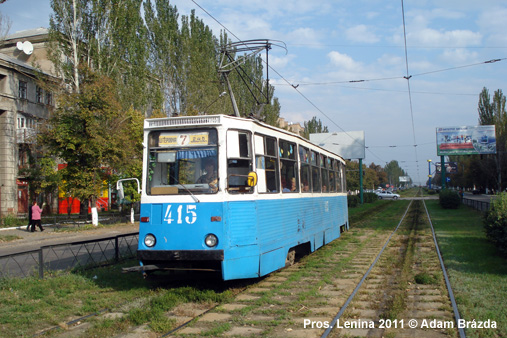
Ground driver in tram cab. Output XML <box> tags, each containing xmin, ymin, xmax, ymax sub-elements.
<box><xmin>197</xmin><ymin>158</ymin><xmax>218</xmax><ymax>192</ymax></box>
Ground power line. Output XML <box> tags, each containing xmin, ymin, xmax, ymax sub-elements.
<box><xmin>401</xmin><ymin>0</ymin><xmax>421</xmax><ymax>185</ymax></box>
<box><xmin>275</xmin><ymin>57</ymin><xmax>506</xmax><ymax>88</ymax></box>
<box><xmin>191</xmin><ymin>0</ymin><xmax>388</xmax><ymax>164</ymax></box>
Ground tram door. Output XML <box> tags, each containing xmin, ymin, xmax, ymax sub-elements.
<box><xmin>226</xmin><ymin>129</ymin><xmax>256</xmax><ymax>242</ymax></box>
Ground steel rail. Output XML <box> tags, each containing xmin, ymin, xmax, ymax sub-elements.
<box><xmin>423</xmin><ymin>200</ymin><xmax>466</xmax><ymax>338</ymax></box>
<box><xmin>321</xmin><ymin>200</ymin><xmax>413</xmax><ymax>337</ymax></box>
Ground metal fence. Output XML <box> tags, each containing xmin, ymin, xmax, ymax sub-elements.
<box><xmin>0</xmin><ymin>232</ymin><xmax>138</xmax><ymax>279</ymax></box>
<box><xmin>41</xmin><ymin>212</ymin><xmax>139</xmax><ymax>228</ymax></box>
<box><xmin>462</xmin><ymin>197</ymin><xmax>490</xmax><ymax>212</ymax></box>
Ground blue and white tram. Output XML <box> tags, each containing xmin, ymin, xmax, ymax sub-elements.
<box><xmin>136</xmin><ymin>114</ymin><xmax>348</xmax><ymax>280</ymax></box>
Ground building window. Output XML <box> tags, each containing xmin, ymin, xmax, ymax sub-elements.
<box><xmin>45</xmin><ymin>91</ymin><xmax>53</xmax><ymax>106</ymax></box>
<box><xmin>19</xmin><ymin>81</ymin><xmax>27</xmax><ymax>99</ymax></box>
<box><xmin>36</xmin><ymin>86</ymin><xmax>43</xmax><ymax>103</ymax></box>
<box><xmin>17</xmin><ymin>114</ymin><xmax>36</xmax><ymax>130</ymax></box>
<box><xmin>17</xmin><ymin>116</ymin><xmax>25</xmax><ymax>128</ymax></box>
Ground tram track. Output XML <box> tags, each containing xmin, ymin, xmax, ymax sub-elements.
<box><xmin>322</xmin><ymin>199</ymin><xmax>461</xmax><ymax>338</ymax></box>
<box><xmin>47</xmin><ymin>201</ymin><xmax>396</xmax><ymax>338</ymax></box>
<box><xmin>46</xmin><ymin>196</ymin><xmax>464</xmax><ymax>338</ymax></box>
<box><xmin>161</xmin><ymin>198</ymin><xmax>462</xmax><ymax>338</ymax></box>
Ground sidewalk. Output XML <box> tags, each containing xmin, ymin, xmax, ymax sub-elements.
<box><xmin>0</xmin><ymin>222</ymin><xmax>139</xmax><ymax>256</ymax></box>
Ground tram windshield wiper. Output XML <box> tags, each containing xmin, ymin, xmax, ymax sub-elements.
<box><xmin>169</xmin><ymin>174</ymin><xmax>200</xmax><ymax>203</ymax></box>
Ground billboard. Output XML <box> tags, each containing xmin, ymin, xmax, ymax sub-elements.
<box><xmin>436</xmin><ymin>162</ymin><xmax>458</xmax><ymax>174</ymax></box>
<box><xmin>436</xmin><ymin>125</ymin><xmax>496</xmax><ymax>156</ymax></box>
<box><xmin>399</xmin><ymin>176</ymin><xmax>411</xmax><ymax>183</ymax></box>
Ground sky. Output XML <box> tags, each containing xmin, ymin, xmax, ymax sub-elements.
<box><xmin>2</xmin><ymin>0</ymin><xmax>507</xmax><ymax>185</ymax></box>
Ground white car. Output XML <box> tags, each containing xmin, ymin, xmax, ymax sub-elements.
<box><xmin>376</xmin><ymin>191</ymin><xmax>400</xmax><ymax>200</ymax></box>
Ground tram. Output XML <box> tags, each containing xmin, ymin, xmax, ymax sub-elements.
<box><xmin>128</xmin><ymin>114</ymin><xmax>349</xmax><ymax>280</ymax></box>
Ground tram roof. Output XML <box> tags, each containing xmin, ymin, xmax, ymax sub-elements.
<box><xmin>144</xmin><ymin>114</ymin><xmax>346</xmax><ymax>163</ymax></box>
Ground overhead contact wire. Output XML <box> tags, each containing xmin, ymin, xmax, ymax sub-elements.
<box><xmin>191</xmin><ymin>0</ymin><xmax>386</xmax><ymax>164</ymax></box>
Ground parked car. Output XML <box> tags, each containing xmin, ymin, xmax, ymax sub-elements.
<box><xmin>375</xmin><ymin>191</ymin><xmax>400</xmax><ymax>200</ymax></box>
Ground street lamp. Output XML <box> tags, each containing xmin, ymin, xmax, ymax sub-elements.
<box><xmin>428</xmin><ymin>159</ymin><xmax>432</xmax><ymax>189</ymax></box>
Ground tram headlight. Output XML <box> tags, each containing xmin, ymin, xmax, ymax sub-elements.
<box><xmin>144</xmin><ymin>234</ymin><xmax>156</xmax><ymax>247</ymax></box>
<box><xmin>205</xmin><ymin>234</ymin><xmax>218</xmax><ymax>248</ymax></box>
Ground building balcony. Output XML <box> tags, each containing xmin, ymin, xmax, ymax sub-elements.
<box><xmin>16</xmin><ymin>128</ymin><xmax>36</xmax><ymax>144</ymax></box>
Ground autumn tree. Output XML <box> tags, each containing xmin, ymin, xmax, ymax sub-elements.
<box><xmin>39</xmin><ymin>70</ymin><xmax>143</xmax><ymax>224</ymax></box>
<box><xmin>41</xmin><ymin>0</ymin><xmax>280</xmax><ymax>221</ymax></box>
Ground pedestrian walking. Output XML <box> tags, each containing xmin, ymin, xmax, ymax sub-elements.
<box><xmin>26</xmin><ymin>201</ymin><xmax>33</xmax><ymax>231</ymax></box>
<box><xmin>30</xmin><ymin>201</ymin><xmax>44</xmax><ymax>232</ymax></box>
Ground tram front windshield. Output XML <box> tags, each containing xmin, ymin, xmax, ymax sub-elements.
<box><xmin>147</xmin><ymin>129</ymin><xmax>218</xmax><ymax>195</ymax></box>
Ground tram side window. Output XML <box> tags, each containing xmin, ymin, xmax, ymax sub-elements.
<box><xmin>299</xmin><ymin>146</ymin><xmax>311</xmax><ymax>192</ymax></box>
<box><xmin>321</xmin><ymin>155</ymin><xmax>329</xmax><ymax>193</ymax></box>
<box><xmin>255</xmin><ymin>134</ymin><xmax>279</xmax><ymax>193</ymax></box>
<box><xmin>227</xmin><ymin>130</ymin><xmax>253</xmax><ymax>194</ymax></box>
<box><xmin>341</xmin><ymin>163</ymin><xmax>347</xmax><ymax>192</ymax></box>
<box><xmin>311</xmin><ymin>151</ymin><xmax>321</xmax><ymax>192</ymax></box>
<box><xmin>280</xmin><ymin>140</ymin><xmax>298</xmax><ymax>193</ymax></box>
<box><xmin>329</xmin><ymin>159</ymin><xmax>337</xmax><ymax>192</ymax></box>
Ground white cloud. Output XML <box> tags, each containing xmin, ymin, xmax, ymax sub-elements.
<box><xmin>268</xmin><ymin>54</ymin><xmax>296</xmax><ymax>70</ymax></box>
<box><xmin>406</xmin><ymin>28</ymin><xmax>482</xmax><ymax>47</ymax></box>
<box><xmin>327</xmin><ymin>51</ymin><xmax>362</xmax><ymax>71</ymax></box>
<box><xmin>345</xmin><ymin>25</ymin><xmax>380</xmax><ymax>43</ymax></box>
<box><xmin>286</xmin><ymin>28</ymin><xmax>323</xmax><ymax>45</ymax></box>
<box><xmin>477</xmin><ymin>7</ymin><xmax>507</xmax><ymax>45</ymax></box>
<box><xmin>440</xmin><ymin>48</ymin><xmax>479</xmax><ymax>64</ymax></box>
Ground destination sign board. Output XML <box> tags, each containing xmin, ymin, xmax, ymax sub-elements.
<box><xmin>159</xmin><ymin>132</ymin><xmax>209</xmax><ymax>147</ymax></box>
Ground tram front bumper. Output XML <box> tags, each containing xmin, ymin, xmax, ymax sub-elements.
<box><xmin>137</xmin><ymin>249</ymin><xmax>224</xmax><ymax>261</ymax></box>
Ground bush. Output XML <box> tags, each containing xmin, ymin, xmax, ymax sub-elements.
<box><xmin>347</xmin><ymin>195</ymin><xmax>359</xmax><ymax>208</ymax></box>
<box><xmin>484</xmin><ymin>193</ymin><xmax>507</xmax><ymax>256</ymax></box>
<box><xmin>363</xmin><ymin>192</ymin><xmax>378</xmax><ymax>203</ymax></box>
<box><xmin>0</xmin><ymin>214</ymin><xmax>25</xmax><ymax>228</ymax></box>
<box><xmin>439</xmin><ymin>189</ymin><xmax>461</xmax><ymax>209</ymax></box>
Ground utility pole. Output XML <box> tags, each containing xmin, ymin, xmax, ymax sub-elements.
<box><xmin>428</xmin><ymin>159</ymin><xmax>432</xmax><ymax>189</ymax></box>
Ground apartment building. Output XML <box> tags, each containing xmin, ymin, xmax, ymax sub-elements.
<box><xmin>0</xmin><ymin>28</ymin><xmax>56</xmax><ymax>216</ymax></box>
<box><xmin>278</xmin><ymin>117</ymin><xmax>304</xmax><ymax>136</ymax></box>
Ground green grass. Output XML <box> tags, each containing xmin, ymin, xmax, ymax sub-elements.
<box><xmin>426</xmin><ymin>200</ymin><xmax>507</xmax><ymax>338</ymax></box>
<box><xmin>3</xmin><ymin>199</ymin><xmax>504</xmax><ymax>337</ymax></box>
<box><xmin>0</xmin><ymin>214</ymin><xmax>26</xmax><ymax>228</ymax></box>
<box><xmin>0</xmin><ymin>260</ymin><xmax>235</xmax><ymax>337</ymax></box>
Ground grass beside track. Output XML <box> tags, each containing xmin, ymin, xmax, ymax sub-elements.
<box><xmin>426</xmin><ymin>200</ymin><xmax>507</xmax><ymax>338</ymax></box>
<box><xmin>1</xmin><ymin>199</ymin><xmax>505</xmax><ymax>337</ymax></box>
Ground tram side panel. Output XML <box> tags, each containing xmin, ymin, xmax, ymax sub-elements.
<box><xmin>254</xmin><ymin>195</ymin><xmax>348</xmax><ymax>278</ymax></box>
<box><xmin>222</xmin><ymin>201</ymin><xmax>260</xmax><ymax>280</ymax></box>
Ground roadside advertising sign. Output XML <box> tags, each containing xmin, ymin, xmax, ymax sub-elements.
<box><xmin>436</xmin><ymin>162</ymin><xmax>458</xmax><ymax>174</ymax></box>
<box><xmin>436</xmin><ymin>125</ymin><xmax>496</xmax><ymax>156</ymax></box>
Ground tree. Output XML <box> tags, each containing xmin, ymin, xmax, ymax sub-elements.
<box><xmin>384</xmin><ymin>160</ymin><xmax>406</xmax><ymax>187</ymax></box>
<box><xmin>39</xmin><ymin>70</ymin><xmax>143</xmax><ymax>225</ymax></box>
<box><xmin>49</xmin><ymin>0</ymin><xmax>88</xmax><ymax>93</ymax></box>
<box><xmin>477</xmin><ymin>87</ymin><xmax>507</xmax><ymax>191</ymax></box>
<box><xmin>303</xmin><ymin>116</ymin><xmax>329</xmax><ymax>139</ymax></box>
<box><xmin>369</xmin><ymin>163</ymin><xmax>387</xmax><ymax>188</ymax></box>
<box><xmin>345</xmin><ymin>160</ymin><xmax>360</xmax><ymax>190</ymax></box>
<box><xmin>144</xmin><ymin>0</ymin><xmax>181</xmax><ymax>116</ymax></box>
<box><xmin>0</xmin><ymin>11</ymin><xmax>12</xmax><ymax>45</ymax></box>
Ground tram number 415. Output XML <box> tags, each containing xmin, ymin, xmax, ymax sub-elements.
<box><xmin>164</xmin><ymin>205</ymin><xmax>197</xmax><ymax>225</ymax></box>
